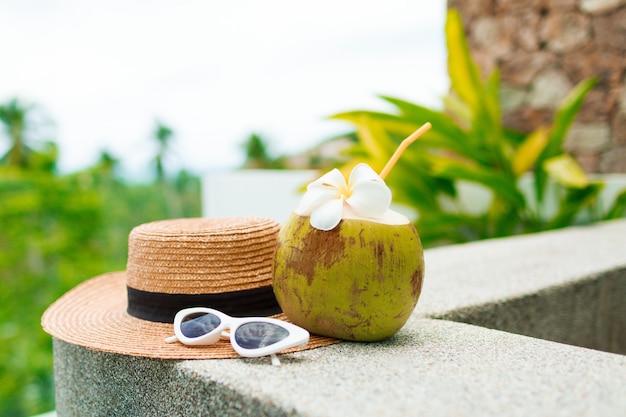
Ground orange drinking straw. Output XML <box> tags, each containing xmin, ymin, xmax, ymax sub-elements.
<box><xmin>379</xmin><ymin>122</ymin><xmax>432</xmax><ymax>180</ymax></box>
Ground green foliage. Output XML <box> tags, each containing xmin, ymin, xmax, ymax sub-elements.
<box><xmin>331</xmin><ymin>9</ymin><xmax>626</xmax><ymax>247</ymax></box>
<box><xmin>0</xmin><ymin>167</ymin><xmax>201</xmax><ymax>417</ymax></box>
<box><xmin>241</xmin><ymin>132</ymin><xmax>287</xmax><ymax>169</ymax></box>
<box><xmin>0</xmin><ymin>93</ymin><xmax>202</xmax><ymax>417</ymax></box>
<box><xmin>333</xmin><ymin>10</ymin><xmax>626</xmax><ymax>245</ymax></box>
<box><xmin>152</xmin><ymin>120</ymin><xmax>175</xmax><ymax>183</ymax></box>
<box><xmin>0</xmin><ymin>99</ymin><xmax>56</xmax><ymax>172</ymax></box>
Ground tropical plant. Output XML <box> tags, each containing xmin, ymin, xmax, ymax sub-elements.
<box><xmin>331</xmin><ymin>9</ymin><xmax>626</xmax><ymax>247</ymax></box>
<box><xmin>152</xmin><ymin>120</ymin><xmax>175</xmax><ymax>182</ymax></box>
<box><xmin>150</xmin><ymin>120</ymin><xmax>190</xmax><ymax>218</ymax></box>
<box><xmin>0</xmin><ymin>168</ymin><xmax>103</xmax><ymax>417</ymax></box>
<box><xmin>0</xmin><ymin>164</ymin><xmax>203</xmax><ymax>417</ymax></box>
<box><xmin>0</xmin><ymin>109</ymin><xmax>204</xmax><ymax>415</ymax></box>
<box><xmin>0</xmin><ymin>99</ymin><xmax>57</xmax><ymax>171</ymax></box>
<box><xmin>241</xmin><ymin>132</ymin><xmax>286</xmax><ymax>169</ymax></box>
<box><xmin>0</xmin><ymin>99</ymin><xmax>29</xmax><ymax>168</ymax></box>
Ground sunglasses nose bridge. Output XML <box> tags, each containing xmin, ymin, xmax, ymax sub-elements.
<box><xmin>217</xmin><ymin>318</ymin><xmax>239</xmax><ymax>340</ymax></box>
<box><xmin>223</xmin><ymin>316</ymin><xmax>245</xmax><ymax>335</ymax></box>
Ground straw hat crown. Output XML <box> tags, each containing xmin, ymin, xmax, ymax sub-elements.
<box><xmin>126</xmin><ymin>217</ymin><xmax>281</xmax><ymax>294</ymax></box>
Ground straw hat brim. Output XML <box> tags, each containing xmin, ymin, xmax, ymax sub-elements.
<box><xmin>41</xmin><ymin>271</ymin><xmax>340</xmax><ymax>360</ymax></box>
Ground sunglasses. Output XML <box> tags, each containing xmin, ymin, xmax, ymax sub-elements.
<box><xmin>165</xmin><ymin>307</ymin><xmax>309</xmax><ymax>366</ymax></box>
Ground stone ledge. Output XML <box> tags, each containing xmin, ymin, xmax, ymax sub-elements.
<box><xmin>51</xmin><ymin>219</ymin><xmax>626</xmax><ymax>416</ymax></box>
<box><xmin>53</xmin><ymin>318</ymin><xmax>626</xmax><ymax>417</ymax></box>
<box><xmin>433</xmin><ymin>268</ymin><xmax>626</xmax><ymax>354</ymax></box>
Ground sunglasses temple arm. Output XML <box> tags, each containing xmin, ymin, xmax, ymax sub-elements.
<box><xmin>270</xmin><ymin>354</ymin><xmax>281</xmax><ymax>367</ymax></box>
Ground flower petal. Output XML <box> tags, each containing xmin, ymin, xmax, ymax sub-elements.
<box><xmin>297</xmin><ymin>184</ymin><xmax>339</xmax><ymax>214</ymax></box>
<box><xmin>345</xmin><ymin>163</ymin><xmax>392</xmax><ymax>218</ymax></box>
<box><xmin>348</xmin><ymin>163</ymin><xmax>381</xmax><ymax>185</ymax></box>
<box><xmin>314</xmin><ymin>168</ymin><xmax>348</xmax><ymax>190</ymax></box>
<box><xmin>297</xmin><ymin>168</ymin><xmax>347</xmax><ymax>214</ymax></box>
<box><xmin>346</xmin><ymin>180</ymin><xmax>392</xmax><ymax>218</ymax></box>
<box><xmin>310</xmin><ymin>198</ymin><xmax>344</xmax><ymax>231</ymax></box>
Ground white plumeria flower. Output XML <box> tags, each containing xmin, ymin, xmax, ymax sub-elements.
<box><xmin>297</xmin><ymin>163</ymin><xmax>392</xmax><ymax>231</ymax></box>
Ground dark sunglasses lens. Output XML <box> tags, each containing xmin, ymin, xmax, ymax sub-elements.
<box><xmin>180</xmin><ymin>312</ymin><xmax>221</xmax><ymax>338</ymax></box>
<box><xmin>234</xmin><ymin>322</ymin><xmax>290</xmax><ymax>349</ymax></box>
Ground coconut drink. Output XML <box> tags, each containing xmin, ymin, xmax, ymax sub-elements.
<box><xmin>272</xmin><ymin>124</ymin><xmax>430</xmax><ymax>341</ymax></box>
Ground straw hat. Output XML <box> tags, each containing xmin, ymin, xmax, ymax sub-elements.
<box><xmin>42</xmin><ymin>217</ymin><xmax>338</xmax><ymax>359</ymax></box>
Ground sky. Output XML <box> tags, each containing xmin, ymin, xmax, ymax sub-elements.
<box><xmin>0</xmin><ymin>0</ymin><xmax>448</xmax><ymax>179</ymax></box>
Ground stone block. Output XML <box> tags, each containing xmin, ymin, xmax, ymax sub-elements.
<box><xmin>548</xmin><ymin>0</ymin><xmax>579</xmax><ymax>10</ymax></box>
<box><xmin>561</xmin><ymin>48</ymin><xmax>624</xmax><ymax>86</ymax></box>
<box><xmin>611</xmin><ymin>84</ymin><xmax>626</xmax><ymax>143</ymax></box>
<box><xmin>539</xmin><ymin>11</ymin><xmax>592</xmax><ymax>53</ymax></box>
<box><xmin>592</xmin><ymin>8</ymin><xmax>626</xmax><ymax>50</ymax></box>
<box><xmin>620</xmin><ymin>79</ymin><xmax>626</xmax><ymax>111</ymax></box>
<box><xmin>612</xmin><ymin>111</ymin><xmax>626</xmax><ymax>144</ymax></box>
<box><xmin>574</xmin><ymin>152</ymin><xmax>601</xmax><ymax>172</ymax></box>
<box><xmin>500</xmin><ymin>51</ymin><xmax>555</xmax><ymax>86</ymax></box>
<box><xmin>600</xmin><ymin>145</ymin><xmax>626</xmax><ymax>172</ymax></box>
<box><xmin>473</xmin><ymin>16</ymin><xmax>514</xmax><ymax>58</ymax></box>
<box><xmin>580</xmin><ymin>0</ymin><xmax>626</xmax><ymax>14</ymax></box>
<box><xmin>500</xmin><ymin>85</ymin><xmax>528</xmax><ymax>112</ymax></box>
<box><xmin>503</xmin><ymin>106</ymin><xmax>553</xmax><ymax>132</ymax></box>
<box><xmin>527</xmin><ymin>69</ymin><xmax>573</xmax><ymax>109</ymax></box>
<box><xmin>495</xmin><ymin>0</ymin><xmax>543</xmax><ymax>12</ymax></box>
<box><xmin>578</xmin><ymin>89</ymin><xmax>614</xmax><ymax>122</ymax></box>
<box><xmin>510</xmin><ymin>11</ymin><xmax>542</xmax><ymax>51</ymax></box>
<box><xmin>449</xmin><ymin>0</ymin><xmax>495</xmax><ymax>22</ymax></box>
<box><xmin>564</xmin><ymin>121</ymin><xmax>611</xmax><ymax>152</ymax></box>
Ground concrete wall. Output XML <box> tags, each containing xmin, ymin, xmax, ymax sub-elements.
<box><xmin>434</xmin><ymin>267</ymin><xmax>626</xmax><ymax>354</ymax></box>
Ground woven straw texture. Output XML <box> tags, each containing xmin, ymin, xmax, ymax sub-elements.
<box><xmin>127</xmin><ymin>217</ymin><xmax>281</xmax><ymax>293</ymax></box>
<box><xmin>41</xmin><ymin>217</ymin><xmax>339</xmax><ymax>359</ymax></box>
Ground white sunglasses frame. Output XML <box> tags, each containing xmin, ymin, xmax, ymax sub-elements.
<box><xmin>165</xmin><ymin>307</ymin><xmax>310</xmax><ymax>359</ymax></box>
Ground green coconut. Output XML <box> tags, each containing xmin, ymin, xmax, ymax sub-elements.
<box><xmin>272</xmin><ymin>210</ymin><xmax>424</xmax><ymax>341</ymax></box>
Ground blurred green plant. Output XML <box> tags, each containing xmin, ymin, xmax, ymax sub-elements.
<box><xmin>0</xmin><ymin>168</ymin><xmax>103</xmax><ymax>416</ymax></box>
<box><xmin>150</xmin><ymin>120</ymin><xmax>190</xmax><ymax>219</ymax></box>
<box><xmin>0</xmin><ymin>99</ymin><xmax>57</xmax><ymax>172</ymax></box>
<box><xmin>331</xmin><ymin>9</ymin><xmax>626</xmax><ymax>247</ymax></box>
<box><xmin>152</xmin><ymin>120</ymin><xmax>175</xmax><ymax>183</ymax></box>
<box><xmin>0</xmin><ymin>96</ymin><xmax>204</xmax><ymax>417</ymax></box>
<box><xmin>241</xmin><ymin>132</ymin><xmax>287</xmax><ymax>169</ymax></box>
<box><xmin>0</xmin><ymin>160</ymin><xmax>201</xmax><ymax>416</ymax></box>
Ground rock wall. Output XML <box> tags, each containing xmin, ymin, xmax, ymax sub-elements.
<box><xmin>448</xmin><ymin>0</ymin><xmax>626</xmax><ymax>173</ymax></box>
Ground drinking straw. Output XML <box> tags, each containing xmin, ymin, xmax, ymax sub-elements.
<box><xmin>379</xmin><ymin>122</ymin><xmax>431</xmax><ymax>180</ymax></box>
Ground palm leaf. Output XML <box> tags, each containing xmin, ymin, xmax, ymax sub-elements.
<box><xmin>534</xmin><ymin>77</ymin><xmax>597</xmax><ymax>203</ymax></box>
<box><xmin>445</xmin><ymin>9</ymin><xmax>483</xmax><ymax>111</ymax></box>
<box><xmin>543</xmin><ymin>154</ymin><xmax>589</xmax><ymax>188</ymax></box>
<box><xmin>431</xmin><ymin>157</ymin><xmax>525</xmax><ymax>208</ymax></box>
<box><xmin>547</xmin><ymin>183</ymin><xmax>603</xmax><ymax>229</ymax></box>
<box><xmin>512</xmin><ymin>126</ymin><xmax>550</xmax><ymax>175</ymax></box>
<box><xmin>604</xmin><ymin>188</ymin><xmax>626</xmax><ymax>219</ymax></box>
